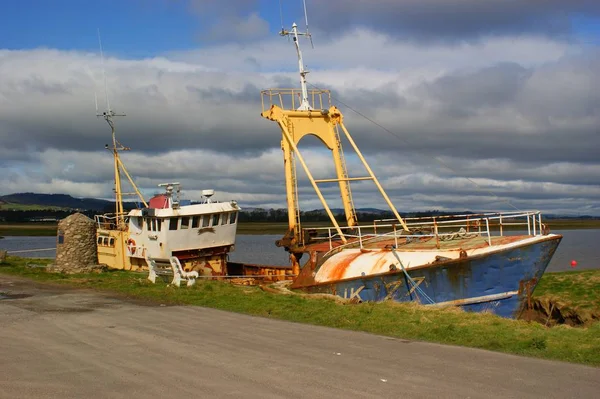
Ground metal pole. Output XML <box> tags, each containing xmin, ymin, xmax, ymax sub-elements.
<box><xmin>338</xmin><ymin>123</ymin><xmax>409</xmax><ymax>231</ymax></box>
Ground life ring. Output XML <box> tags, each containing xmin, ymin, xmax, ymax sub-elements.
<box><xmin>127</xmin><ymin>238</ymin><xmax>136</xmax><ymax>254</ymax></box>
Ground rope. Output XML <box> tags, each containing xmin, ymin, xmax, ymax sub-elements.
<box><xmin>439</xmin><ymin>227</ymin><xmax>479</xmax><ymax>241</ymax></box>
<box><xmin>307</xmin><ymin>81</ymin><xmax>522</xmax><ymax>212</ymax></box>
<box><xmin>7</xmin><ymin>248</ymin><xmax>56</xmax><ymax>254</ymax></box>
<box><xmin>391</xmin><ymin>247</ymin><xmax>435</xmax><ymax>305</ymax></box>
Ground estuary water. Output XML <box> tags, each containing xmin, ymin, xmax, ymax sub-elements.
<box><xmin>1</xmin><ymin>230</ymin><xmax>598</xmax><ymax>272</ymax></box>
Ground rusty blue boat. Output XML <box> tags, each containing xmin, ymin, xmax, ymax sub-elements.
<box><xmin>258</xmin><ymin>8</ymin><xmax>562</xmax><ymax>318</ymax></box>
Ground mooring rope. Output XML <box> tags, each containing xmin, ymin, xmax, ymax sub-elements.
<box><xmin>391</xmin><ymin>247</ymin><xmax>436</xmax><ymax>305</ymax></box>
<box><xmin>6</xmin><ymin>248</ymin><xmax>56</xmax><ymax>254</ymax></box>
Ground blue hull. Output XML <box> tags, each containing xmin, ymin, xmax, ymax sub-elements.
<box><xmin>300</xmin><ymin>236</ymin><xmax>561</xmax><ymax>319</ymax></box>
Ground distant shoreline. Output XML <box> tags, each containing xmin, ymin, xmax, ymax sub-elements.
<box><xmin>1</xmin><ymin>219</ymin><xmax>599</xmax><ymax>236</ymax></box>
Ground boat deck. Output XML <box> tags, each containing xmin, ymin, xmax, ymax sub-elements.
<box><xmin>301</xmin><ymin>233</ymin><xmax>530</xmax><ymax>255</ymax></box>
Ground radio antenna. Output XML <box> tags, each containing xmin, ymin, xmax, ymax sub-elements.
<box><xmin>302</xmin><ymin>0</ymin><xmax>313</xmax><ymax>48</ymax></box>
<box><xmin>279</xmin><ymin>0</ymin><xmax>284</xmax><ymax>33</ymax></box>
<box><xmin>97</xmin><ymin>28</ymin><xmax>111</xmax><ymax>113</ymax></box>
<box><xmin>95</xmin><ymin>29</ymin><xmax>125</xmax><ymax>133</ymax></box>
<box><xmin>279</xmin><ymin>0</ymin><xmax>314</xmax><ymax>110</ymax></box>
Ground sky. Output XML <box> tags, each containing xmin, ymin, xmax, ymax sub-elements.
<box><xmin>0</xmin><ymin>0</ymin><xmax>599</xmax><ymax>216</ymax></box>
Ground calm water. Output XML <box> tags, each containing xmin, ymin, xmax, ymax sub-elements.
<box><xmin>1</xmin><ymin>230</ymin><xmax>598</xmax><ymax>272</ymax></box>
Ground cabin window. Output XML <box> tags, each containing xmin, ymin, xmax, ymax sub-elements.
<box><xmin>192</xmin><ymin>216</ymin><xmax>201</xmax><ymax>228</ymax></box>
<box><xmin>169</xmin><ymin>218</ymin><xmax>178</xmax><ymax>230</ymax></box>
<box><xmin>97</xmin><ymin>237</ymin><xmax>103</xmax><ymax>245</ymax></box>
<box><xmin>103</xmin><ymin>237</ymin><xmax>109</xmax><ymax>246</ymax></box>
<box><xmin>229</xmin><ymin>212</ymin><xmax>237</xmax><ymax>224</ymax></box>
<box><xmin>109</xmin><ymin>238</ymin><xmax>115</xmax><ymax>247</ymax></box>
<box><xmin>202</xmin><ymin>215</ymin><xmax>210</xmax><ymax>227</ymax></box>
<box><xmin>150</xmin><ymin>218</ymin><xmax>162</xmax><ymax>232</ymax></box>
<box><xmin>221</xmin><ymin>213</ymin><xmax>227</xmax><ymax>225</ymax></box>
<box><xmin>212</xmin><ymin>214</ymin><xmax>220</xmax><ymax>226</ymax></box>
<box><xmin>181</xmin><ymin>217</ymin><xmax>190</xmax><ymax>229</ymax></box>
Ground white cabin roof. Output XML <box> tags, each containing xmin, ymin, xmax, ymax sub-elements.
<box><xmin>128</xmin><ymin>202</ymin><xmax>240</xmax><ymax>218</ymax></box>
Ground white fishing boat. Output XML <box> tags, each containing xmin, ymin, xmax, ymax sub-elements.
<box><xmin>93</xmin><ymin>106</ymin><xmax>239</xmax><ymax>277</ymax></box>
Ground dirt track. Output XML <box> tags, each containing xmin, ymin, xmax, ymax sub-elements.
<box><xmin>0</xmin><ymin>275</ymin><xmax>598</xmax><ymax>398</ymax></box>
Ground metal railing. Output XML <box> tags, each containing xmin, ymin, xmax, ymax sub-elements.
<box><xmin>300</xmin><ymin>210</ymin><xmax>546</xmax><ymax>252</ymax></box>
<box><xmin>261</xmin><ymin>88</ymin><xmax>331</xmax><ymax>112</ymax></box>
<box><xmin>95</xmin><ymin>214</ymin><xmax>128</xmax><ymax>230</ymax></box>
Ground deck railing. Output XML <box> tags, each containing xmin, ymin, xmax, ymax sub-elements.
<box><xmin>300</xmin><ymin>210</ymin><xmax>547</xmax><ymax>252</ymax></box>
<box><xmin>261</xmin><ymin>88</ymin><xmax>331</xmax><ymax>112</ymax></box>
<box><xmin>95</xmin><ymin>213</ymin><xmax>128</xmax><ymax>230</ymax></box>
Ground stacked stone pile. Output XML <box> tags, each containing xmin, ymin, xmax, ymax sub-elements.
<box><xmin>49</xmin><ymin>213</ymin><xmax>105</xmax><ymax>274</ymax></box>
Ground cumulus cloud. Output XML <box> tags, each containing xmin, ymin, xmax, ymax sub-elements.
<box><xmin>0</xmin><ymin>25</ymin><xmax>599</xmax><ymax>215</ymax></box>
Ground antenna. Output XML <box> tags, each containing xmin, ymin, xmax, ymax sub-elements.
<box><xmin>279</xmin><ymin>0</ymin><xmax>284</xmax><ymax>33</ymax></box>
<box><xmin>279</xmin><ymin>0</ymin><xmax>314</xmax><ymax>110</ymax></box>
<box><xmin>95</xmin><ymin>28</ymin><xmax>125</xmax><ymax>134</ymax></box>
<box><xmin>97</xmin><ymin>28</ymin><xmax>111</xmax><ymax>113</ymax></box>
<box><xmin>302</xmin><ymin>0</ymin><xmax>314</xmax><ymax>49</ymax></box>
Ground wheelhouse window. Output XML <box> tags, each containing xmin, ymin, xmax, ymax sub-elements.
<box><xmin>202</xmin><ymin>215</ymin><xmax>210</xmax><ymax>227</ymax></box>
<box><xmin>229</xmin><ymin>212</ymin><xmax>237</xmax><ymax>224</ymax></box>
<box><xmin>192</xmin><ymin>216</ymin><xmax>201</xmax><ymax>228</ymax></box>
<box><xmin>181</xmin><ymin>217</ymin><xmax>190</xmax><ymax>229</ymax></box>
<box><xmin>149</xmin><ymin>218</ymin><xmax>162</xmax><ymax>232</ymax></box>
<box><xmin>221</xmin><ymin>213</ymin><xmax>227</xmax><ymax>225</ymax></box>
<box><xmin>169</xmin><ymin>218</ymin><xmax>178</xmax><ymax>230</ymax></box>
<box><xmin>212</xmin><ymin>214</ymin><xmax>220</xmax><ymax>226</ymax></box>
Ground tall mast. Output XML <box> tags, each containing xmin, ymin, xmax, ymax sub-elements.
<box><xmin>261</xmin><ymin>1</ymin><xmax>409</xmax><ymax>268</ymax></box>
<box><xmin>279</xmin><ymin>1</ymin><xmax>313</xmax><ymax>111</ymax></box>
<box><xmin>96</xmin><ymin>30</ymin><xmax>147</xmax><ymax>229</ymax></box>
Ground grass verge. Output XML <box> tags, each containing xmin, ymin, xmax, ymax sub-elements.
<box><xmin>529</xmin><ymin>269</ymin><xmax>600</xmax><ymax>325</ymax></box>
<box><xmin>1</xmin><ymin>256</ymin><xmax>599</xmax><ymax>367</ymax></box>
<box><xmin>0</xmin><ymin>223</ymin><xmax>57</xmax><ymax>237</ymax></box>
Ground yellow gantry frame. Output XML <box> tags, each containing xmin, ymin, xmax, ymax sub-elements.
<box><xmin>261</xmin><ymin>102</ymin><xmax>409</xmax><ymax>244</ymax></box>
<box><xmin>109</xmin><ymin>124</ymin><xmax>148</xmax><ymax>230</ymax></box>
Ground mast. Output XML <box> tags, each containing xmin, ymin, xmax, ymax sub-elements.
<box><xmin>281</xmin><ymin>22</ymin><xmax>312</xmax><ymax>110</ymax></box>
<box><xmin>96</xmin><ymin>31</ymin><xmax>147</xmax><ymax>230</ymax></box>
<box><xmin>261</xmin><ymin>1</ymin><xmax>409</xmax><ymax>261</ymax></box>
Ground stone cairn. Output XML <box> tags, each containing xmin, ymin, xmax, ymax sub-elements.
<box><xmin>49</xmin><ymin>213</ymin><xmax>104</xmax><ymax>274</ymax></box>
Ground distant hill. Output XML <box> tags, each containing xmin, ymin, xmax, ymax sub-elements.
<box><xmin>0</xmin><ymin>193</ymin><xmax>138</xmax><ymax>212</ymax></box>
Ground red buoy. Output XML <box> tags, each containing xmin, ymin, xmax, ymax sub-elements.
<box><xmin>570</xmin><ymin>260</ymin><xmax>577</xmax><ymax>268</ymax></box>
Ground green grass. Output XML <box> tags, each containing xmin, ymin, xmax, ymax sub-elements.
<box><xmin>532</xmin><ymin>270</ymin><xmax>600</xmax><ymax>324</ymax></box>
<box><xmin>0</xmin><ymin>223</ymin><xmax>58</xmax><ymax>236</ymax></box>
<box><xmin>0</xmin><ymin>203</ymin><xmax>66</xmax><ymax>211</ymax></box>
<box><xmin>1</xmin><ymin>256</ymin><xmax>599</xmax><ymax>367</ymax></box>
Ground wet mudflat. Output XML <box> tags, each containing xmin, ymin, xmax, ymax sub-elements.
<box><xmin>0</xmin><ymin>275</ymin><xmax>598</xmax><ymax>399</ymax></box>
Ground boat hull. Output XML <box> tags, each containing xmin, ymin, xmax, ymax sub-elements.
<box><xmin>294</xmin><ymin>235</ymin><xmax>561</xmax><ymax>319</ymax></box>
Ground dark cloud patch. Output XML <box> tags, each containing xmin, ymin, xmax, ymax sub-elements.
<box><xmin>305</xmin><ymin>0</ymin><xmax>600</xmax><ymax>42</ymax></box>
<box><xmin>415</xmin><ymin>63</ymin><xmax>531</xmax><ymax>109</ymax></box>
